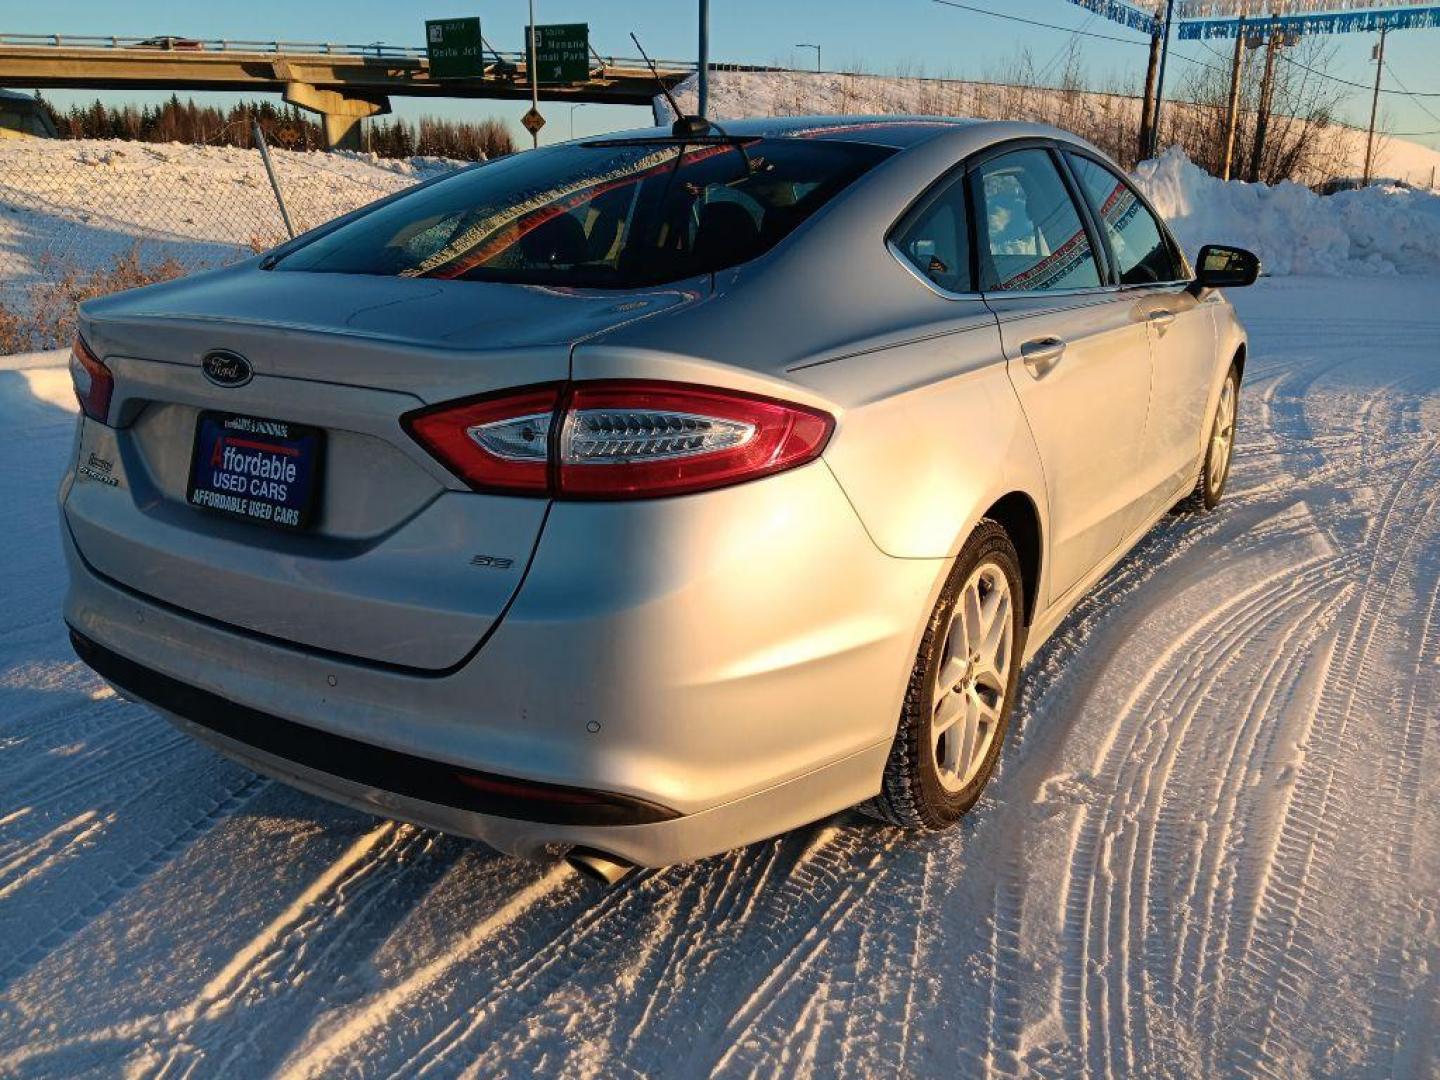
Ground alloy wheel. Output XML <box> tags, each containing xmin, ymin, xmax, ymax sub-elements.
<box><xmin>932</xmin><ymin>561</ymin><xmax>1014</xmax><ymax>792</ymax></box>
<box><xmin>1207</xmin><ymin>377</ymin><xmax>1236</xmax><ymax>498</ymax></box>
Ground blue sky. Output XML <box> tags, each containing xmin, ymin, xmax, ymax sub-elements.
<box><xmin>10</xmin><ymin>1</ymin><xmax>1440</xmax><ymax>149</ymax></box>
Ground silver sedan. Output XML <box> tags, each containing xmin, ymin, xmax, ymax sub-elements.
<box><xmin>61</xmin><ymin>116</ymin><xmax>1257</xmax><ymax>880</ymax></box>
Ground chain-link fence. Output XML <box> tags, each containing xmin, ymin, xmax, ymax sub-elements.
<box><xmin>0</xmin><ymin>137</ymin><xmax>456</xmax><ymax>352</ymax></box>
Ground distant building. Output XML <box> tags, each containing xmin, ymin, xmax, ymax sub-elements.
<box><xmin>0</xmin><ymin>90</ymin><xmax>57</xmax><ymax>139</ymax></box>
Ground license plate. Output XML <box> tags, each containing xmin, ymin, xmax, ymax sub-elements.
<box><xmin>186</xmin><ymin>412</ymin><xmax>324</xmax><ymax>531</ymax></box>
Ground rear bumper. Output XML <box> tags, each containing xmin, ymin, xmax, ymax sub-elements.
<box><xmin>67</xmin><ymin>626</ymin><xmax>891</xmax><ymax>866</ymax></box>
<box><xmin>70</xmin><ymin>628</ymin><xmax>677</xmax><ymax>828</ymax></box>
<box><xmin>61</xmin><ymin>459</ymin><xmax>942</xmax><ymax>865</ymax></box>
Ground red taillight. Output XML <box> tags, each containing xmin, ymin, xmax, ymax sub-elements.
<box><xmin>558</xmin><ymin>382</ymin><xmax>834</xmax><ymax>498</ymax></box>
<box><xmin>69</xmin><ymin>335</ymin><xmax>114</xmax><ymax>422</ymax></box>
<box><xmin>401</xmin><ymin>384</ymin><xmax>560</xmax><ymax>495</ymax></box>
<box><xmin>403</xmin><ymin>381</ymin><xmax>834</xmax><ymax>500</ymax></box>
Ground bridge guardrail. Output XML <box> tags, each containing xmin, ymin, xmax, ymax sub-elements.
<box><xmin>0</xmin><ymin>33</ymin><xmax>698</xmax><ymax>72</ymax></box>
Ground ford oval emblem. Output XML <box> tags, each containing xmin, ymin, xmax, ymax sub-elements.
<box><xmin>201</xmin><ymin>350</ymin><xmax>252</xmax><ymax>388</ymax></box>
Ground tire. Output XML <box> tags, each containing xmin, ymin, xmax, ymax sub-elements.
<box><xmin>866</xmin><ymin>519</ymin><xmax>1027</xmax><ymax>829</ymax></box>
<box><xmin>1179</xmin><ymin>362</ymin><xmax>1240</xmax><ymax>512</ymax></box>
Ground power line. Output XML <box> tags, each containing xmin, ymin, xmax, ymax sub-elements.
<box><xmin>928</xmin><ymin>0</ymin><xmax>1439</xmax><ymax>140</ymax></box>
<box><xmin>930</xmin><ymin>0</ymin><xmax>1149</xmax><ymax>45</ymax></box>
<box><xmin>1167</xmin><ymin>49</ymin><xmax>1229</xmax><ymax>74</ymax></box>
<box><xmin>1038</xmin><ymin>11</ymin><xmax>1100</xmax><ymax>83</ymax></box>
<box><xmin>1278</xmin><ymin>51</ymin><xmax>1440</xmax><ymax>97</ymax></box>
<box><xmin>1196</xmin><ymin>36</ymin><xmax>1439</xmax><ymax>136</ymax></box>
<box><xmin>929</xmin><ymin>0</ymin><xmax>1440</xmax><ymax>97</ymax></box>
<box><xmin>929</xmin><ymin>0</ymin><xmax>1285</xmax><ymax>80</ymax></box>
<box><xmin>1195</xmin><ymin>26</ymin><xmax>1440</xmax><ymax>98</ymax></box>
<box><xmin>1384</xmin><ymin>59</ymin><xmax>1440</xmax><ymax>125</ymax></box>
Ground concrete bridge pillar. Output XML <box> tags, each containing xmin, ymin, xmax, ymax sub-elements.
<box><xmin>281</xmin><ymin>80</ymin><xmax>390</xmax><ymax>151</ymax></box>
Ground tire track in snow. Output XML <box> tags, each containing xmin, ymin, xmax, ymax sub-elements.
<box><xmin>1120</xmin><ymin>562</ymin><xmax>1360</xmax><ymax>1073</ymax></box>
<box><xmin>0</xmin><ymin>774</ymin><xmax>269</xmax><ymax>993</ymax></box>
<box><xmin>1228</xmin><ymin>425</ymin><xmax>1440</xmax><ymax>1078</ymax></box>
<box><xmin>1082</xmin><ymin>357</ymin><xmax>1440</xmax><ymax>1080</ymax></box>
<box><xmin>0</xmin><ymin>810</ymin><xmax>111</xmax><ymax>901</ymax></box>
<box><xmin>422</xmin><ymin>828</ymin><xmax>907</xmax><ymax>1078</ymax></box>
<box><xmin>1151</xmin><ymin>585</ymin><xmax>1351</xmax><ymax>1075</ymax></box>
<box><xmin>969</xmin><ymin>477</ymin><xmax>1295</xmax><ymax>1076</ymax></box>
<box><xmin>137</xmin><ymin>821</ymin><xmax>443</xmax><ymax>1079</ymax></box>
<box><xmin>1</xmin><ymin>714</ymin><xmax>188</xmax><ymax>814</ymax></box>
<box><xmin>1363</xmin><ymin>524</ymin><xmax>1440</xmax><ymax>1077</ymax></box>
<box><xmin>0</xmin><ymin>817</ymin><xmax>405</xmax><ymax>1076</ymax></box>
<box><xmin>1174</xmin><ymin>591</ymin><xmax>1346</xmax><ymax>1051</ymax></box>
<box><xmin>1031</xmin><ymin>338</ymin><xmax>1411</xmax><ymax>1077</ymax></box>
<box><xmin>282</xmin><ymin>860</ymin><xmax>577</xmax><ymax>1079</ymax></box>
<box><xmin>1059</xmin><ymin>548</ymin><xmax>1344</xmax><ymax>1077</ymax></box>
<box><xmin>705</xmin><ymin>834</ymin><xmax>932</xmax><ymax>1077</ymax></box>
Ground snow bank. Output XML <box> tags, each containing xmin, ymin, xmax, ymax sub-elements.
<box><xmin>0</xmin><ymin>140</ymin><xmax>456</xmax><ymax>300</ymax></box>
<box><xmin>1134</xmin><ymin>147</ymin><xmax>1440</xmax><ymax>277</ymax></box>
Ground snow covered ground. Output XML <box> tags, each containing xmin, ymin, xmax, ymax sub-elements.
<box><xmin>0</xmin><ymin>274</ymin><xmax>1436</xmax><ymax>1077</ymax></box>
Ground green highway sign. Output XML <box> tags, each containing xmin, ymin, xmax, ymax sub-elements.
<box><xmin>525</xmin><ymin>22</ymin><xmax>590</xmax><ymax>84</ymax></box>
<box><xmin>426</xmin><ymin>17</ymin><xmax>484</xmax><ymax>80</ymax></box>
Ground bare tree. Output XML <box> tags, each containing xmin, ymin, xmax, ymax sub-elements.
<box><xmin>1169</xmin><ymin>37</ymin><xmax>1347</xmax><ymax>183</ymax></box>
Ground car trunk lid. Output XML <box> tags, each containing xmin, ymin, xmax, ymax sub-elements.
<box><xmin>65</xmin><ymin>267</ymin><xmax>706</xmax><ymax>670</ymax></box>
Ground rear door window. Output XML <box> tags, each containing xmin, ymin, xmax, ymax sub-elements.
<box><xmin>1067</xmin><ymin>153</ymin><xmax>1183</xmax><ymax>285</ymax></box>
<box><xmin>969</xmin><ymin>148</ymin><xmax>1102</xmax><ymax>293</ymax></box>
<box><xmin>891</xmin><ymin>174</ymin><xmax>972</xmax><ymax>293</ymax></box>
<box><xmin>274</xmin><ymin>137</ymin><xmax>894</xmax><ymax>288</ymax></box>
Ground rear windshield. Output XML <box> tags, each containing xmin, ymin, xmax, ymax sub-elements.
<box><xmin>273</xmin><ymin>137</ymin><xmax>893</xmax><ymax>288</ymax></box>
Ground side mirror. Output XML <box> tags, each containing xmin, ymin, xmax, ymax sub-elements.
<box><xmin>1190</xmin><ymin>244</ymin><xmax>1261</xmax><ymax>293</ymax></box>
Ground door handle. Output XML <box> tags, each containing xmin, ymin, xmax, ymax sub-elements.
<box><xmin>1020</xmin><ymin>337</ymin><xmax>1066</xmax><ymax>377</ymax></box>
<box><xmin>1149</xmin><ymin>308</ymin><xmax>1177</xmax><ymax>330</ymax></box>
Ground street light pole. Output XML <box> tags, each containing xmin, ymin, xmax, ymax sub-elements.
<box><xmin>569</xmin><ymin>101</ymin><xmax>589</xmax><ymax>140</ymax></box>
<box><xmin>698</xmin><ymin>0</ymin><xmax>710</xmax><ymax>119</ymax></box>
<box><xmin>796</xmin><ymin>42</ymin><xmax>821</xmax><ymax>72</ymax></box>
<box><xmin>528</xmin><ymin>0</ymin><xmax>539</xmax><ymax>149</ymax></box>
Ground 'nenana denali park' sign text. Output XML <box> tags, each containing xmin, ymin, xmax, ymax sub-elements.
<box><xmin>525</xmin><ymin>23</ymin><xmax>590</xmax><ymax>84</ymax></box>
<box><xmin>426</xmin><ymin>17</ymin><xmax>484</xmax><ymax>80</ymax></box>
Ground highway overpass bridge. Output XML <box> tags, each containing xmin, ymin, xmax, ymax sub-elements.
<box><xmin>0</xmin><ymin>33</ymin><xmax>697</xmax><ymax>148</ymax></box>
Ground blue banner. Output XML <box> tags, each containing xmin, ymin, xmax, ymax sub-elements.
<box><xmin>1178</xmin><ymin>1</ymin><xmax>1427</xmax><ymax>15</ymax></box>
<box><xmin>1063</xmin><ymin>0</ymin><xmax>1163</xmax><ymax>34</ymax></box>
<box><xmin>1179</xmin><ymin>5</ymin><xmax>1440</xmax><ymax>37</ymax></box>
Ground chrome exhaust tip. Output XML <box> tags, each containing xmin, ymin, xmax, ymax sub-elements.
<box><xmin>565</xmin><ymin>847</ymin><xmax>635</xmax><ymax>886</ymax></box>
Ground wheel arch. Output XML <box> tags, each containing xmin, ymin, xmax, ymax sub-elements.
<box><xmin>981</xmin><ymin>491</ymin><xmax>1042</xmax><ymax>626</ymax></box>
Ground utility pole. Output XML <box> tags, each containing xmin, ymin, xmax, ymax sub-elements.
<box><xmin>698</xmin><ymin>0</ymin><xmax>710</xmax><ymax>119</ymax></box>
<box><xmin>1146</xmin><ymin>0</ymin><xmax>1177</xmax><ymax>160</ymax></box>
<box><xmin>1139</xmin><ymin>25</ymin><xmax>1161</xmax><ymax>160</ymax></box>
<box><xmin>1247</xmin><ymin>25</ymin><xmax>1280</xmax><ymax>183</ymax></box>
<box><xmin>796</xmin><ymin>43</ymin><xmax>821</xmax><ymax>72</ymax></box>
<box><xmin>528</xmin><ymin>0</ymin><xmax>540</xmax><ymax>148</ymax></box>
<box><xmin>1221</xmin><ymin>14</ymin><xmax>1247</xmax><ymax>180</ymax></box>
<box><xmin>1363</xmin><ymin>26</ymin><xmax>1387</xmax><ymax>186</ymax></box>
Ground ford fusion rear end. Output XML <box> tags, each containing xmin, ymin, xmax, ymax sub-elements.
<box><xmin>59</xmin><ymin>123</ymin><xmax>943</xmax><ymax>866</ymax></box>
<box><xmin>64</xmin><ymin>116</ymin><xmax>1247</xmax><ymax>868</ymax></box>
